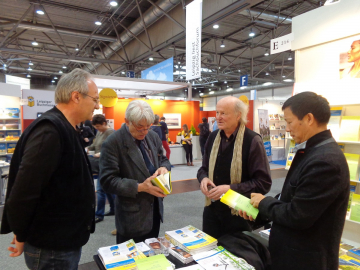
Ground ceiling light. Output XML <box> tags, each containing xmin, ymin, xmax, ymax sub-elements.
<box><xmin>185</xmin><ymin>89</ymin><xmax>187</xmax><ymax>91</ymax></box>
<box><xmin>224</xmin><ymin>80</ymin><xmax>227</xmax><ymax>84</ymax></box>
<box><xmin>226</xmin><ymin>88</ymin><xmax>233</xmax><ymax>92</ymax></box>
<box><xmin>283</xmin><ymin>79</ymin><xmax>293</xmax><ymax>82</ymax></box>
<box><xmin>213</xmin><ymin>24</ymin><xmax>219</xmax><ymax>29</ymax></box>
<box><xmin>194</xmin><ymin>87</ymin><xmax>197</xmax><ymax>89</ymax></box>
<box><xmin>199</xmin><ymin>78</ymin><xmax>202</xmax><ymax>81</ymax></box>
<box><xmin>218</xmin><ymin>67</ymin><xmax>221</xmax><ymax>69</ymax></box>
<box><xmin>36</xmin><ymin>8</ymin><xmax>45</xmax><ymax>15</ymax></box>
<box><xmin>149</xmin><ymin>57</ymin><xmax>154</xmax><ymax>61</ymax></box>
<box><xmin>54</xmin><ymin>76</ymin><xmax>58</xmax><ymax>79</ymax></box>
<box><xmin>324</xmin><ymin>0</ymin><xmax>340</xmax><ymax>5</ymax></box>
<box><xmin>200</xmin><ymin>93</ymin><xmax>204</xmax><ymax>96</ymax></box>
<box><xmin>263</xmin><ymin>82</ymin><xmax>273</xmax><ymax>86</ymax></box>
<box><xmin>32</xmin><ymin>38</ymin><xmax>38</xmax><ymax>46</ymax></box>
<box><xmin>95</xmin><ymin>21</ymin><xmax>102</xmax><ymax>26</ymax></box>
<box><xmin>282</xmin><ymin>75</ymin><xmax>286</xmax><ymax>78</ymax></box>
<box><xmin>110</xmin><ymin>1</ymin><xmax>118</xmax><ymax>6</ymax></box>
<box><xmin>59</xmin><ymin>70</ymin><xmax>63</xmax><ymax>74</ymax></box>
<box><xmin>266</xmin><ymin>72</ymin><xmax>269</xmax><ymax>76</ymax></box>
<box><xmin>3</xmin><ymin>64</ymin><xmax>7</xmax><ymax>67</ymax></box>
<box><xmin>288</xmin><ymin>54</ymin><xmax>293</xmax><ymax>60</ymax></box>
<box><xmin>238</xmin><ymin>69</ymin><xmax>241</xmax><ymax>72</ymax></box>
<box><xmin>27</xmin><ymin>67</ymin><xmax>32</xmax><ymax>71</ymax></box>
<box><xmin>211</xmin><ymin>83</ymin><xmax>214</xmax><ymax>86</ymax></box>
<box><xmin>220</xmin><ymin>41</ymin><xmax>225</xmax><ymax>48</ymax></box>
<box><xmin>178</xmin><ymin>61</ymin><xmax>181</xmax><ymax>64</ymax></box>
<box><xmin>62</xmin><ymin>65</ymin><xmax>67</xmax><ymax>69</ymax></box>
<box><xmin>51</xmin><ymin>80</ymin><xmax>55</xmax><ymax>83</ymax></box>
<box><xmin>75</xmin><ymin>44</ymin><xmax>79</xmax><ymax>51</ymax></box>
<box><xmin>264</xmin><ymin>50</ymin><xmax>269</xmax><ymax>56</ymax></box>
<box><xmin>121</xmin><ymin>71</ymin><xmax>125</xmax><ymax>74</ymax></box>
<box><xmin>27</xmin><ymin>74</ymin><xmax>31</xmax><ymax>78</ymax></box>
<box><xmin>28</xmin><ymin>61</ymin><xmax>33</xmax><ymax>66</ymax></box>
<box><xmin>209</xmin><ymin>91</ymin><xmax>214</xmax><ymax>94</ymax></box>
<box><xmin>180</xmin><ymin>75</ymin><xmax>183</xmax><ymax>79</ymax></box>
<box><xmin>249</xmin><ymin>28</ymin><xmax>255</xmax><ymax>37</ymax></box>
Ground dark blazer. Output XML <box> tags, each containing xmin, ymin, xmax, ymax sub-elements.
<box><xmin>100</xmin><ymin>124</ymin><xmax>171</xmax><ymax>238</ymax></box>
<box><xmin>258</xmin><ymin>130</ymin><xmax>350</xmax><ymax>270</ymax></box>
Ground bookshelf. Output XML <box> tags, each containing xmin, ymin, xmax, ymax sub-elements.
<box><xmin>330</xmin><ymin>105</ymin><xmax>360</xmax><ymax>246</ymax></box>
<box><xmin>0</xmin><ymin>117</ymin><xmax>21</xmax><ymax>157</ymax></box>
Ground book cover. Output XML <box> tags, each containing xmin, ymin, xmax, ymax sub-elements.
<box><xmin>339</xmin><ymin>116</ymin><xmax>360</xmax><ymax>142</ymax></box>
<box><xmin>6</xmin><ymin>142</ymin><xmax>17</xmax><ymax>154</ymax></box>
<box><xmin>348</xmin><ymin>248</ymin><xmax>360</xmax><ymax>261</ymax></box>
<box><xmin>344</xmin><ymin>153</ymin><xmax>360</xmax><ymax>181</ymax></box>
<box><xmin>285</xmin><ymin>153</ymin><xmax>295</xmax><ymax>170</ymax></box>
<box><xmin>348</xmin><ymin>184</ymin><xmax>357</xmax><ymax>212</ymax></box>
<box><xmin>269</xmin><ymin>114</ymin><xmax>274</xmax><ymax>120</ymax></box>
<box><xmin>135</xmin><ymin>242</ymin><xmax>151</xmax><ymax>257</ymax></box>
<box><xmin>6</xmin><ymin>130</ymin><xmax>20</xmax><ymax>137</ymax></box>
<box><xmin>136</xmin><ymin>254</ymin><xmax>173</xmax><ymax>270</ymax></box>
<box><xmin>0</xmin><ymin>143</ymin><xmax>6</xmax><ymax>154</ymax></box>
<box><xmin>279</xmin><ymin>114</ymin><xmax>284</xmax><ymax>120</ymax></box>
<box><xmin>350</xmin><ymin>194</ymin><xmax>360</xmax><ymax>223</ymax></box>
<box><xmin>144</xmin><ymin>238</ymin><xmax>162</xmax><ymax>255</ymax></box>
<box><xmin>340</xmin><ymin>255</ymin><xmax>360</xmax><ymax>268</ymax></box>
<box><xmin>3</xmin><ymin>108</ymin><xmax>20</xmax><ymax>118</ymax></box>
<box><xmin>151</xmin><ymin>172</ymin><xmax>172</xmax><ymax>195</ymax></box>
<box><xmin>220</xmin><ymin>189</ymin><xmax>259</xmax><ymax>219</ymax></box>
<box><xmin>274</xmin><ymin>114</ymin><xmax>280</xmax><ymax>120</ymax></box>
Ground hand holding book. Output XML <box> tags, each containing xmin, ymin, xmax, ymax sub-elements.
<box><xmin>220</xmin><ymin>190</ymin><xmax>259</xmax><ymax>219</ymax></box>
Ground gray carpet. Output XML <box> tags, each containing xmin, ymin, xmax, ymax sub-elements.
<box><xmin>0</xmin><ymin>160</ymin><xmax>285</xmax><ymax>269</ymax></box>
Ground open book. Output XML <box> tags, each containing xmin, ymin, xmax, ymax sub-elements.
<box><xmin>220</xmin><ymin>189</ymin><xmax>259</xmax><ymax>219</ymax></box>
<box><xmin>151</xmin><ymin>172</ymin><xmax>172</xmax><ymax>195</ymax></box>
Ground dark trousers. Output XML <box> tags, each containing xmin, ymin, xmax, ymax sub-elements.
<box><xmin>116</xmin><ymin>200</ymin><xmax>161</xmax><ymax>244</ymax></box>
<box><xmin>183</xmin><ymin>143</ymin><xmax>193</xmax><ymax>163</ymax></box>
<box><xmin>203</xmin><ymin>201</ymin><xmax>252</xmax><ymax>239</ymax></box>
<box><xmin>199</xmin><ymin>136</ymin><xmax>208</xmax><ymax>157</ymax></box>
<box><xmin>95</xmin><ymin>178</ymin><xmax>115</xmax><ymax>220</ymax></box>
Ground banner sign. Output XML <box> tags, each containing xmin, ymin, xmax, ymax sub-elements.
<box><xmin>258</xmin><ymin>109</ymin><xmax>272</xmax><ymax>157</ymax></box>
<box><xmin>270</xmin><ymin>33</ymin><xmax>294</xmax><ymax>55</ymax></box>
<box><xmin>141</xmin><ymin>57</ymin><xmax>173</xmax><ymax>82</ymax></box>
<box><xmin>22</xmin><ymin>89</ymin><xmax>55</xmax><ymax>120</ymax></box>
<box><xmin>240</xmin><ymin>75</ymin><xmax>248</xmax><ymax>86</ymax></box>
<box><xmin>186</xmin><ymin>0</ymin><xmax>202</xmax><ymax>80</ymax></box>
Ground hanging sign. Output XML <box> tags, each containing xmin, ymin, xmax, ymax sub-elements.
<box><xmin>240</xmin><ymin>75</ymin><xmax>248</xmax><ymax>86</ymax></box>
<box><xmin>186</xmin><ymin>0</ymin><xmax>203</xmax><ymax>80</ymax></box>
<box><xmin>270</xmin><ymin>33</ymin><xmax>294</xmax><ymax>55</ymax></box>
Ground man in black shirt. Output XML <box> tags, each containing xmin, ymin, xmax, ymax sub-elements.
<box><xmin>1</xmin><ymin>69</ymin><xmax>99</xmax><ymax>270</ymax></box>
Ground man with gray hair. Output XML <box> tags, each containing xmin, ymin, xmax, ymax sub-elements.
<box><xmin>197</xmin><ymin>96</ymin><xmax>271</xmax><ymax>239</ymax></box>
<box><xmin>1</xmin><ymin>68</ymin><xmax>99</xmax><ymax>269</ymax></box>
<box><xmin>100</xmin><ymin>100</ymin><xmax>171</xmax><ymax>243</ymax></box>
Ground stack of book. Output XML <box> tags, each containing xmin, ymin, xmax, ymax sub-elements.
<box><xmin>135</xmin><ymin>242</ymin><xmax>151</xmax><ymax>257</ymax></box>
<box><xmin>97</xmin><ymin>239</ymin><xmax>146</xmax><ymax>270</ymax></box>
<box><xmin>348</xmin><ymin>247</ymin><xmax>360</xmax><ymax>261</ymax></box>
<box><xmin>259</xmin><ymin>229</ymin><xmax>271</xmax><ymax>240</ymax></box>
<box><xmin>145</xmin><ymin>238</ymin><xmax>163</xmax><ymax>255</ymax></box>
<box><xmin>339</xmin><ymin>255</ymin><xmax>360</xmax><ymax>269</ymax></box>
<box><xmin>168</xmin><ymin>243</ymin><xmax>194</xmax><ymax>264</ymax></box>
<box><xmin>165</xmin><ymin>225</ymin><xmax>217</xmax><ymax>255</ymax></box>
<box><xmin>193</xmin><ymin>246</ymin><xmax>255</xmax><ymax>270</ymax></box>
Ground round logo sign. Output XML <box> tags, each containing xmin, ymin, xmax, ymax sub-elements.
<box><xmin>239</xmin><ymin>95</ymin><xmax>249</xmax><ymax>106</ymax></box>
<box><xmin>99</xmin><ymin>88</ymin><xmax>118</xmax><ymax>107</ymax></box>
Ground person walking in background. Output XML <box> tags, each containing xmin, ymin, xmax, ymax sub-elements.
<box><xmin>79</xmin><ymin>121</ymin><xmax>95</xmax><ymax>147</ymax></box>
<box><xmin>150</xmin><ymin>114</ymin><xmax>162</xmax><ymax>141</ymax></box>
<box><xmin>197</xmin><ymin>96</ymin><xmax>271</xmax><ymax>239</ymax></box>
<box><xmin>181</xmin><ymin>124</ymin><xmax>194</xmax><ymax>166</ymax></box>
<box><xmin>240</xmin><ymin>92</ymin><xmax>350</xmax><ymax>270</ymax></box>
<box><xmin>87</xmin><ymin>114</ymin><xmax>115</xmax><ymax>223</ymax></box>
<box><xmin>198</xmin><ymin>117</ymin><xmax>210</xmax><ymax>157</ymax></box>
<box><xmin>100</xmin><ymin>100</ymin><xmax>171</xmax><ymax>243</ymax></box>
<box><xmin>1</xmin><ymin>68</ymin><xmax>98</xmax><ymax>269</ymax></box>
<box><xmin>160</xmin><ymin>116</ymin><xmax>171</xmax><ymax>159</ymax></box>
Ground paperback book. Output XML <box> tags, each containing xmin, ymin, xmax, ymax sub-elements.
<box><xmin>339</xmin><ymin>255</ymin><xmax>360</xmax><ymax>268</ymax></box>
<box><xmin>348</xmin><ymin>248</ymin><xmax>360</xmax><ymax>261</ymax></box>
<box><xmin>151</xmin><ymin>172</ymin><xmax>172</xmax><ymax>194</ymax></box>
<box><xmin>135</xmin><ymin>242</ymin><xmax>151</xmax><ymax>257</ymax></box>
<box><xmin>344</xmin><ymin>153</ymin><xmax>360</xmax><ymax>182</ymax></box>
<box><xmin>165</xmin><ymin>225</ymin><xmax>217</xmax><ymax>255</ymax></box>
<box><xmin>220</xmin><ymin>189</ymin><xmax>259</xmax><ymax>219</ymax></box>
<box><xmin>350</xmin><ymin>194</ymin><xmax>360</xmax><ymax>223</ymax></box>
<box><xmin>193</xmin><ymin>246</ymin><xmax>255</xmax><ymax>270</ymax></box>
<box><xmin>145</xmin><ymin>238</ymin><xmax>162</xmax><ymax>255</ymax></box>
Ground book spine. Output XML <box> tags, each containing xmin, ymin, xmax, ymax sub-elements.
<box><xmin>165</xmin><ymin>233</ymin><xmax>192</xmax><ymax>254</ymax></box>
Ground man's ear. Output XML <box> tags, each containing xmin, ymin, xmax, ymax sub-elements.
<box><xmin>71</xmin><ymin>91</ymin><xmax>80</xmax><ymax>104</ymax></box>
<box><xmin>125</xmin><ymin>118</ymin><xmax>130</xmax><ymax>126</ymax></box>
<box><xmin>306</xmin><ymin>113</ymin><xmax>316</xmax><ymax>126</ymax></box>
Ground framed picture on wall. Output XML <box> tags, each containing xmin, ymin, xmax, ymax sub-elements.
<box><xmin>163</xmin><ymin>113</ymin><xmax>181</xmax><ymax>129</ymax></box>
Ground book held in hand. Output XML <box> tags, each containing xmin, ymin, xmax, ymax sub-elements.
<box><xmin>220</xmin><ymin>189</ymin><xmax>259</xmax><ymax>219</ymax></box>
<box><xmin>151</xmin><ymin>172</ymin><xmax>172</xmax><ymax>194</ymax></box>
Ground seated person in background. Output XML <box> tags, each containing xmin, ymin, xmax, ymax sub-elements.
<box><xmin>150</xmin><ymin>114</ymin><xmax>162</xmax><ymax>140</ymax></box>
<box><xmin>100</xmin><ymin>100</ymin><xmax>171</xmax><ymax>244</ymax></box>
<box><xmin>197</xmin><ymin>96</ymin><xmax>271</xmax><ymax>239</ymax></box>
<box><xmin>181</xmin><ymin>124</ymin><xmax>193</xmax><ymax>166</ymax></box>
<box><xmin>240</xmin><ymin>92</ymin><xmax>350</xmax><ymax>270</ymax></box>
<box><xmin>87</xmin><ymin>114</ymin><xmax>115</xmax><ymax>223</ymax></box>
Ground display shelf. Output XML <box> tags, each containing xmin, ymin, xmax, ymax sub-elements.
<box><xmin>1</xmin><ymin>129</ymin><xmax>21</xmax><ymax>131</ymax></box>
<box><xmin>350</xmin><ymin>180</ymin><xmax>360</xmax><ymax>184</ymax></box>
<box><xmin>0</xmin><ymin>153</ymin><xmax>13</xmax><ymax>156</ymax></box>
<box><xmin>0</xmin><ymin>118</ymin><xmax>20</xmax><ymax>120</ymax></box>
<box><xmin>272</xmin><ymin>146</ymin><xmax>285</xmax><ymax>149</ymax></box>
<box><xmin>0</xmin><ymin>140</ymin><xmax>19</xmax><ymax>143</ymax></box>
<box><xmin>269</xmin><ymin>119</ymin><xmax>286</xmax><ymax>121</ymax></box>
<box><xmin>337</xmin><ymin>140</ymin><xmax>360</xmax><ymax>145</ymax></box>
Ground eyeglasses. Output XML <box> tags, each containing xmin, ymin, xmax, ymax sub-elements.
<box><xmin>131</xmin><ymin>122</ymin><xmax>151</xmax><ymax>133</ymax></box>
<box><xmin>82</xmin><ymin>93</ymin><xmax>100</xmax><ymax>104</ymax></box>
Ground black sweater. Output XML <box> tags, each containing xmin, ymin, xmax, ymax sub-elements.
<box><xmin>1</xmin><ymin>107</ymin><xmax>95</xmax><ymax>250</ymax></box>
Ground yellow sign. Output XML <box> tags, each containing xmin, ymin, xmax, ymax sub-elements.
<box><xmin>28</xmin><ymin>96</ymin><xmax>35</xmax><ymax>107</ymax></box>
<box><xmin>239</xmin><ymin>95</ymin><xmax>249</xmax><ymax>106</ymax></box>
<box><xmin>99</xmin><ymin>88</ymin><xmax>118</xmax><ymax>107</ymax></box>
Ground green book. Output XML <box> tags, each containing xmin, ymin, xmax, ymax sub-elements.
<box><xmin>350</xmin><ymin>194</ymin><xmax>360</xmax><ymax>223</ymax></box>
<box><xmin>220</xmin><ymin>189</ymin><xmax>259</xmax><ymax>219</ymax></box>
<box><xmin>136</xmin><ymin>254</ymin><xmax>172</xmax><ymax>270</ymax></box>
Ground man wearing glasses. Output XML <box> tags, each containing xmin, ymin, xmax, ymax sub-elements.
<box><xmin>1</xmin><ymin>69</ymin><xmax>99</xmax><ymax>269</ymax></box>
<box><xmin>100</xmin><ymin>100</ymin><xmax>171</xmax><ymax>244</ymax></box>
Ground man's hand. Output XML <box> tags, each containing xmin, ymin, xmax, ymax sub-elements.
<box><xmin>138</xmin><ymin>174</ymin><xmax>166</xmax><ymax>198</ymax></box>
<box><xmin>207</xmin><ymin>185</ymin><xmax>230</xmax><ymax>201</ymax></box>
<box><xmin>200</xmin><ymin>178</ymin><xmax>216</xmax><ymax>196</ymax></box>
<box><xmin>93</xmin><ymin>153</ymin><xmax>100</xmax><ymax>158</ymax></box>
<box><xmin>238</xmin><ymin>210</ymin><xmax>254</xmax><ymax>221</ymax></box>
<box><xmin>8</xmin><ymin>235</ymin><xmax>24</xmax><ymax>257</ymax></box>
<box><xmin>155</xmin><ymin>167</ymin><xmax>168</xmax><ymax>176</ymax></box>
<box><xmin>84</xmin><ymin>138</ymin><xmax>90</xmax><ymax>143</ymax></box>
<box><xmin>250</xmin><ymin>193</ymin><xmax>265</xmax><ymax>208</ymax></box>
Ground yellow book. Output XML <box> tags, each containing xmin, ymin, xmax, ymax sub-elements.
<box><xmin>220</xmin><ymin>189</ymin><xmax>259</xmax><ymax>219</ymax></box>
<box><xmin>339</xmin><ymin>116</ymin><xmax>360</xmax><ymax>142</ymax></box>
<box><xmin>339</xmin><ymin>255</ymin><xmax>360</xmax><ymax>269</ymax></box>
<box><xmin>151</xmin><ymin>172</ymin><xmax>172</xmax><ymax>195</ymax></box>
<box><xmin>344</xmin><ymin>153</ymin><xmax>360</xmax><ymax>181</ymax></box>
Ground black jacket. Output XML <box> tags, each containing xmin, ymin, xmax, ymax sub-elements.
<box><xmin>259</xmin><ymin>130</ymin><xmax>349</xmax><ymax>270</ymax></box>
<box><xmin>1</xmin><ymin>107</ymin><xmax>95</xmax><ymax>250</ymax></box>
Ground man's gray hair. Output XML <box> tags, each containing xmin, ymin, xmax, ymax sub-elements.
<box><xmin>55</xmin><ymin>68</ymin><xmax>91</xmax><ymax>104</ymax></box>
<box><xmin>125</xmin><ymin>100</ymin><xmax>155</xmax><ymax>125</ymax></box>
<box><xmin>235</xmin><ymin>99</ymin><xmax>248</xmax><ymax>124</ymax></box>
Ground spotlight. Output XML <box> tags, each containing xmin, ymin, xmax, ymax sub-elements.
<box><xmin>54</xmin><ymin>76</ymin><xmax>58</xmax><ymax>80</ymax></box>
<box><xmin>213</xmin><ymin>24</ymin><xmax>219</xmax><ymax>29</ymax></box>
<box><xmin>110</xmin><ymin>1</ymin><xmax>118</xmax><ymax>6</ymax></box>
<box><xmin>264</xmin><ymin>50</ymin><xmax>269</xmax><ymax>56</ymax></box>
<box><xmin>51</xmin><ymin>80</ymin><xmax>55</xmax><ymax>83</ymax></box>
<box><xmin>62</xmin><ymin>65</ymin><xmax>67</xmax><ymax>69</ymax></box>
<box><xmin>32</xmin><ymin>38</ymin><xmax>38</xmax><ymax>46</ymax></box>
<box><xmin>149</xmin><ymin>57</ymin><xmax>154</xmax><ymax>61</ymax></box>
<box><xmin>36</xmin><ymin>8</ymin><xmax>45</xmax><ymax>15</ymax></box>
<box><xmin>220</xmin><ymin>41</ymin><xmax>225</xmax><ymax>48</ymax></box>
<box><xmin>27</xmin><ymin>74</ymin><xmax>31</xmax><ymax>78</ymax></box>
<box><xmin>28</xmin><ymin>67</ymin><xmax>32</xmax><ymax>71</ymax></box>
<box><xmin>28</xmin><ymin>61</ymin><xmax>33</xmax><ymax>66</ymax></box>
<box><xmin>59</xmin><ymin>70</ymin><xmax>63</xmax><ymax>74</ymax></box>
<box><xmin>249</xmin><ymin>28</ymin><xmax>255</xmax><ymax>37</ymax></box>
<box><xmin>75</xmin><ymin>44</ymin><xmax>79</xmax><ymax>51</ymax></box>
<box><xmin>95</xmin><ymin>21</ymin><xmax>102</xmax><ymax>26</ymax></box>
<box><xmin>288</xmin><ymin>54</ymin><xmax>293</xmax><ymax>60</ymax></box>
